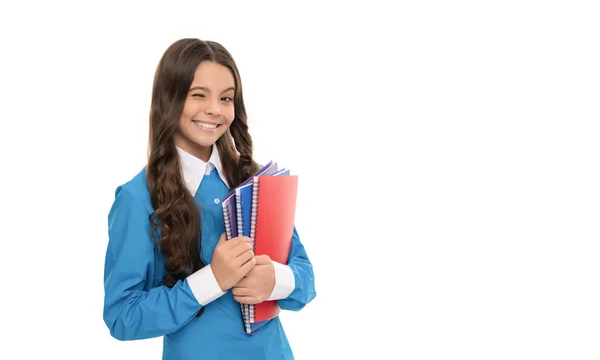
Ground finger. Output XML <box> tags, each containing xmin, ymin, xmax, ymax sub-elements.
<box><xmin>238</xmin><ymin>255</ymin><xmax>256</xmax><ymax>273</ymax></box>
<box><xmin>232</xmin><ymin>286</ymin><xmax>251</xmax><ymax>297</ymax></box>
<box><xmin>231</xmin><ymin>241</ymin><xmax>254</xmax><ymax>257</ymax></box>
<box><xmin>218</xmin><ymin>232</ymin><xmax>227</xmax><ymax>243</ymax></box>
<box><xmin>223</xmin><ymin>236</ymin><xmax>240</xmax><ymax>249</ymax></box>
<box><xmin>235</xmin><ymin>277</ymin><xmax>250</xmax><ymax>287</ymax></box>
<box><xmin>234</xmin><ymin>249</ymin><xmax>255</xmax><ymax>267</ymax></box>
<box><xmin>234</xmin><ymin>295</ymin><xmax>259</xmax><ymax>305</ymax></box>
<box><xmin>255</xmin><ymin>254</ymin><xmax>271</xmax><ymax>265</ymax></box>
<box><xmin>225</xmin><ymin>236</ymin><xmax>251</xmax><ymax>250</ymax></box>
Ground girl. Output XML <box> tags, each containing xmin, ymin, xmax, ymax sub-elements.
<box><xmin>102</xmin><ymin>38</ymin><xmax>316</xmax><ymax>360</ymax></box>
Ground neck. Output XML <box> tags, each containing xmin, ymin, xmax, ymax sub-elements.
<box><xmin>174</xmin><ymin>140</ymin><xmax>212</xmax><ymax>162</ymax></box>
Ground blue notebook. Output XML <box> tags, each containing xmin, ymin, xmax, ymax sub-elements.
<box><xmin>235</xmin><ymin>183</ymin><xmax>252</xmax><ymax>239</ymax></box>
<box><xmin>221</xmin><ymin>192</ymin><xmax>238</xmax><ymax>240</ymax></box>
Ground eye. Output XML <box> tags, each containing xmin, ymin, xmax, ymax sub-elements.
<box><xmin>221</xmin><ymin>96</ymin><xmax>233</xmax><ymax>103</ymax></box>
<box><xmin>191</xmin><ymin>93</ymin><xmax>205</xmax><ymax>98</ymax></box>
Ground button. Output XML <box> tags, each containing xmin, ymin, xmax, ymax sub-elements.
<box><xmin>205</xmin><ymin>167</ymin><xmax>212</xmax><ymax>175</ymax></box>
<box><xmin>214</xmin><ymin>198</ymin><xmax>220</xmax><ymax>204</ymax></box>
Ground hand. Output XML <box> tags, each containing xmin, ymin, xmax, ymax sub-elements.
<box><xmin>232</xmin><ymin>255</ymin><xmax>275</xmax><ymax>305</ymax></box>
<box><xmin>211</xmin><ymin>233</ymin><xmax>256</xmax><ymax>292</ymax></box>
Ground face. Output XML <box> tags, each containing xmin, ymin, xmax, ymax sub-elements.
<box><xmin>174</xmin><ymin>60</ymin><xmax>236</xmax><ymax>161</ymax></box>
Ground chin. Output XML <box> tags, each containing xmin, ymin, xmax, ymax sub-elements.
<box><xmin>191</xmin><ymin>132</ymin><xmax>224</xmax><ymax>148</ymax></box>
<box><xmin>190</xmin><ymin>138</ymin><xmax>218</xmax><ymax>148</ymax></box>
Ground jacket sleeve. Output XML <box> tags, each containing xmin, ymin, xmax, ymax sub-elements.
<box><xmin>103</xmin><ymin>186</ymin><xmax>225</xmax><ymax>341</ymax></box>
<box><xmin>267</xmin><ymin>227</ymin><xmax>316</xmax><ymax>311</ymax></box>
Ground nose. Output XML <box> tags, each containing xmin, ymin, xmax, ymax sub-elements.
<box><xmin>205</xmin><ymin>98</ymin><xmax>221</xmax><ymax>116</ymax></box>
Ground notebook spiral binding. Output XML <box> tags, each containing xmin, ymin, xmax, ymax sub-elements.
<box><xmin>222</xmin><ymin>203</ymin><xmax>232</xmax><ymax>240</ymax></box>
<box><xmin>249</xmin><ymin>176</ymin><xmax>259</xmax><ymax>249</ymax></box>
<box><xmin>236</xmin><ymin>187</ymin><xmax>253</xmax><ymax>335</ymax></box>
<box><xmin>247</xmin><ymin>176</ymin><xmax>261</xmax><ymax>329</ymax></box>
<box><xmin>235</xmin><ymin>188</ymin><xmax>243</xmax><ymax>239</ymax></box>
<box><xmin>223</xmin><ymin>199</ymin><xmax>253</xmax><ymax>334</ymax></box>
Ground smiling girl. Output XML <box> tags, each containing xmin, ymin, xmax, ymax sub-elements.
<box><xmin>102</xmin><ymin>38</ymin><xmax>316</xmax><ymax>360</ymax></box>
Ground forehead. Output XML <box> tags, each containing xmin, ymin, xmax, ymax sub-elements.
<box><xmin>191</xmin><ymin>60</ymin><xmax>235</xmax><ymax>89</ymax></box>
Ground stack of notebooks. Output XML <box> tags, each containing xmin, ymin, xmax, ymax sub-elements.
<box><xmin>220</xmin><ymin>161</ymin><xmax>298</xmax><ymax>334</ymax></box>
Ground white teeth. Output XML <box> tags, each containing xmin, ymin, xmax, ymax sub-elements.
<box><xmin>194</xmin><ymin>121</ymin><xmax>217</xmax><ymax>129</ymax></box>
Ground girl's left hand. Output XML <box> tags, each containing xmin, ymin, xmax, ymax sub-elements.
<box><xmin>232</xmin><ymin>255</ymin><xmax>275</xmax><ymax>304</ymax></box>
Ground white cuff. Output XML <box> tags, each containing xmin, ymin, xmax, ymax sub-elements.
<box><xmin>186</xmin><ymin>264</ymin><xmax>226</xmax><ymax>306</ymax></box>
<box><xmin>267</xmin><ymin>261</ymin><xmax>295</xmax><ymax>301</ymax></box>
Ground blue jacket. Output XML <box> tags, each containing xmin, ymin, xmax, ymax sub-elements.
<box><xmin>103</xmin><ymin>160</ymin><xmax>316</xmax><ymax>359</ymax></box>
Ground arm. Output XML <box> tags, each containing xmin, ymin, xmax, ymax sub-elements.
<box><xmin>103</xmin><ymin>186</ymin><xmax>225</xmax><ymax>341</ymax></box>
<box><xmin>267</xmin><ymin>227</ymin><xmax>316</xmax><ymax>311</ymax></box>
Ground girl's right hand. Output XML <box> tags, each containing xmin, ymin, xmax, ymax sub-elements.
<box><xmin>211</xmin><ymin>233</ymin><xmax>256</xmax><ymax>292</ymax></box>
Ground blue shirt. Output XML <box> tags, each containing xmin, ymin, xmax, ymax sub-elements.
<box><xmin>103</xmin><ymin>153</ymin><xmax>316</xmax><ymax>359</ymax></box>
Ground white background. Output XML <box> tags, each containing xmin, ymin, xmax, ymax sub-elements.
<box><xmin>1</xmin><ymin>1</ymin><xmax>599</xmax><ymax>359</ymax></box>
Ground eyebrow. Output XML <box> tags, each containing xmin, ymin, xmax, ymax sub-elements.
<box><xmin>188</xmin><ymin>86</ymin><xmax>235</xmax><ymax>93</ymax></box>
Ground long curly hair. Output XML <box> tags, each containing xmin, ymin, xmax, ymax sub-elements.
<box><xmin>146</xmin><ymin>38</ymin><xmax>259</xmax><ymax>288</ymax></box>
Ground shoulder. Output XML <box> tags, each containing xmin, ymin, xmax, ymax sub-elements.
<box><xmin>110</xmin><ymin>166</ymin><xmax>154</xmax><ymax>215</ymax></box>
<box><xmin>106</xmin><ymin>167</ymin><xmax>156</xmax><ymax>257</ymax></box>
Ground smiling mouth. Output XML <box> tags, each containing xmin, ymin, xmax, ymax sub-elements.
<box><xmin>192</xmin><ymin>120</ymin><xmax>219</xmax><ymax>129</ymax></box>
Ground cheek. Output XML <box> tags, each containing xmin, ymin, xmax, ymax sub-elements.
<box><xmin>179</xmin><ymin>102</ymin><xmax>194</xmax><ymax>121</ymax></box>
<box><xmin>223</xmin><ymin>106</ymin><xmax>235</xmax><ymax>124</ymax></box>
<box><xmin>178</xmin><ymin>108</ymin><xmax>192</xmax><ymax>129</ymax></box>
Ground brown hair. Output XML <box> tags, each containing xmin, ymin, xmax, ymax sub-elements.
<box><xmin>146</xmin><ymin>38</ymin><xmax>259</xmax><ymax>288</ymax></box>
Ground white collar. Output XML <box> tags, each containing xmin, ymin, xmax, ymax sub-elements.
<box><xmin>176</xmin><ymin>144</ymin><xmax>230</xmax><ymax>196</ymax></box>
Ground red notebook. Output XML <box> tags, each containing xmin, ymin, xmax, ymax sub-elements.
<box><xmin>249</xmin><ymin>174</ymin><xmax>298</xmax><ymax>323</ymax></box>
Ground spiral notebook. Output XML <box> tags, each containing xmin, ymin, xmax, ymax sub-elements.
<box><xmin>221</xmin><ymin>161</ymin><xmax>281</xmax><ymax>333</ymax></box>
<box><xmin>247</xmin><ymin>171</ymin><xmax>298</xmax><ymax>327</ymax></box>
<box><xmin>236</xmin><ymin>168</ymin><xmax>292</xmax><ymax>333</ymax></box>
<box><xmin>221</xmin><ymin>163</ymin><xmax>298</xmax><ymax>334</ymax></box>
<box><xmin>237</xmin><ymin>168</ymin><xmax>291</xmax><ymax>333</ymax></box>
